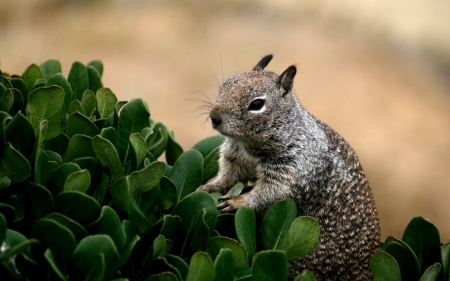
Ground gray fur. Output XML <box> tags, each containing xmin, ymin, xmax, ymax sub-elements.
<box><xmin>197</xmin><ymin>55</ymin><xmax>380</xmax><ymax>280</ymax></box>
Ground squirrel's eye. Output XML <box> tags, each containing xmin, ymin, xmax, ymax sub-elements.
<box><xmin>248</xmin><ymin>99</ymin><xmax>265</xmax><ymax>111</ymax></box>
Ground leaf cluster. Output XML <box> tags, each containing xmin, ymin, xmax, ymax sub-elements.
<box><xmin>0</xmin><ymin>60</ymin><xmax>320</xmax><ymax>281</ymax></box>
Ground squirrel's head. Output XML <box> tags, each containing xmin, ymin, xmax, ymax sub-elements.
<box><xmin>209</xmin><ymin>54</ymin><xmax>299</xmax><ymax>142</ymax></box>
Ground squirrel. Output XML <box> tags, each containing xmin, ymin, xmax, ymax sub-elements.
<box><xmin>196</xmin><ymin>55</ymin><xmax>380</xmax><ymax>280</ymax></box>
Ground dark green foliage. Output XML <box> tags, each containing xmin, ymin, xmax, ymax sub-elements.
<box><xmin>0</xmin><ymin>60</ymin><xmax>320</xmax><ymax>280</ymax></box>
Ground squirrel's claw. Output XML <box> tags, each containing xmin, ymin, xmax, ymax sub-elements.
<box><xmin>217</xmin><ymin>194</ymin><xmax>249</xmax><ymax>213</ymax></box>
<box><xmin>196</xmin><ymin>184</ymin><xmax>222</xmax><ymax>193</ymax></box>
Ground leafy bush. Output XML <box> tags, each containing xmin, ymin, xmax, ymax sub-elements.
<box><xmin>371</xmin><ymin>216</ymin><xmax>450</xmax><ymax>281</ymax></box>
<box><xmin>0</xmin><ymin>60</ymin><xmax>320</xmax><ymax>280</ymax></box>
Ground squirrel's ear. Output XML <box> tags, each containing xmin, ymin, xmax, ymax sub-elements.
<box><xmin>253</xmin><ymin>54</ymin><xmax>273</xmax><ymax>71</ymax></box>
<box><xmin>277</xmin><ymin>65</ymin><xmax>296</xmax><ymax>96</ymax></box>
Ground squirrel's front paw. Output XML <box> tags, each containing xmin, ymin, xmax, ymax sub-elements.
<box><xmin>196</xmin><ymin>184</ymin><xmax>222</xmax><ymax>193</ymax></box>
<box><xmin>217</xmin><ymin>195</ymin><xmax>249</xmax><ymax>213</ymax></box>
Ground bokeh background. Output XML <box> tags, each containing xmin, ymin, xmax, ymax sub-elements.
<box><xmin>1</xmin><ymin>0</ymin><xmax>450</xmax><ymax>240</ymax></box>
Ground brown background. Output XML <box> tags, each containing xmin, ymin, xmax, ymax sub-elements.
<box><xmin>1</xmin><ymin>0</ymin><xmax>450</xmax><ymax>240</ymax></box>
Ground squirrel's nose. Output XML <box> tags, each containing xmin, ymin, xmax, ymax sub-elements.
<box><xmin>210</xmin><ymin>108</ymin><xmax>222</xmax><ymax>128</ymax></box>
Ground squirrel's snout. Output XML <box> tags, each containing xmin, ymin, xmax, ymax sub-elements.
<box><xmin>210</xmin><ymin>108</ymin><xmax>222</xmax><ymax>128</ymax></box>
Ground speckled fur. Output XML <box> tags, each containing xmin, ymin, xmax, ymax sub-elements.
<box><xmin>197</xmin><ymin>55</ymin><xmax>380</xmax><ymax>280</ymax></box>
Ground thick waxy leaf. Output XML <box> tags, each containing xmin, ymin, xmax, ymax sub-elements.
<box><xmin>24</xmin><ymin>183</ymin><xmax>54</xmax><ymax>222</ymax></box>
<box><xmin>261</xmin><ymin>198</ymin><xmax>297</xmax><ymax>250</ymax></box>
<box><xmin>192</xmin><ymin>135</ymin><xmax>225</xmax><ymax>158</ymax></box>
<box><xmin>252</xmin><ymin>250</ymin><xmax>288</xmax><ymax>281</ymax></box>
<box><xmin>87</xmin><ymin>65</ymin><xmax>103</xmax><ymax>93</ymax></box>
<box><xmin>10</xmin><ymin>78</ymin><xmax>29</xmax><ymax>105</ymax></box>
<box><xmin>55</xmin><ymin>191</ymin><xmax>101</xmax><ymax>226</ymax></box>
<box><xmin>71</xmin><ymin>157</ymin><xmax>103</xmax><ymax>194</ymax></box>
<box><xmin>96</xmin><ymin>88</ymin><xmax>117</xmax><ymax>118</ymax></box>
<box><xmin>202</xmin><ymin>147</ymin><xmax>221</xmax><ymax>184</ymax></box>
<box><xmin>92</xmin><ymin>135</ymin><xmax>125</xmax><ymax>182</ymax></box>
<box><xmin>129</xmin><ymin>132</ymin><xmax>147</xmax><ymax>169</ymax></box>
<box><xmin>172</xmin><ymin>192</ymin><xmax>217</xmax><ymax>257</ymax></box>
<box><xmin>0</xmin><ymin>88</ymin><xmax>13</xmax><ymax>113</ymax></box>
<box><xmin>5</xmin><ymin>112</ymin><xmax>35</xmax><ymax>158</ymax></box>
<box><xmin>81</xmin><ymin>89</ymin><xmax>97</xmax><ymax>117</ymax></box>
<box><xmin>90</xmin><ymin>206</ymin><xmax>126</xmax><ymax>253</ymax></box>
<box><xmin>68</xmin><ymin>61</ymin><xmax>89</xmax><ymax>101</ymax></box>
<box><xmin>87</xmin><ymin>60</ymin><xmax>104</xmax><ymax>77</ymax></box>
<box><xmin>65</xmin><ymin>112</ymin><xmax>99</xmax><ymax>138</ymax></box>
<box><xmin>100</xmin><ymin>127</ymin><xmax>116</xmax><ymax>145</ymax></box>
<box><xmin>371</xmin><ymin>251</ymin><xmax>402</xmax><ymax>281</ymax></box>
<box><xmin>0</xmin><ymin>229</ymin><xmax>37</xmax><ymax>262</ymax></box>
<box><xmin>146</xmin><ymin>272</ymin><xmax>178</xmax><ymax>281</ymax></box>
<box><xmin>116</xmin><ymin>98</ymin><xmax>150</xmax><ymax>162</ymax></box>
<box><xmin>44</xmin><ymin>249</ymin><xmax>67</xmax><ymax>281</ymax></box>
<box><xmin>207</xmin><ymin>237</ymin><xmax>249</xmax><ymax>270</ymax></box>
<box><xmin>33</xmin><ymin>218</ymin><xmax>76</xmax><ymax>271</ymax></box>
<box><xmin>69</xmin><ymin>235</ymin><xmax>120</xmax><ymax>281</ymax></box>
<box><xmin>0</xmin><ymin>213</ymin><xmax>7</xmax><ymax>245</ymax></box>
<box><xmin>1</xmin><ymin>142</ymin><xmax>31</xmax><ymax>183</ymax></box>
<box><xmin>39</xmin><ymin>59</ymin><xmax>62</xmax><ymax>80</ymax></box>
<box><xmin>419</xmin><ymin>263</ymin><xmax>441</xmax><ymax>281</ymax></box>
<box><xmin>9</xmin><ymin>88</ymin><xmax>24</xmax><ymax>115</ymax></box>
<box><xmin>384</xmin><ymin>237</ymin><xmax>420</xmax><ymax>281</ymax></box>
<box><xmin>169</xmin><ymin>149</ymin><xmax>203</xmax><ymax>201</ymax></box>
<box><xmin>441</xmin><ymin>241</ymin><xmax>450</xmax><ymax>281</ymax></box>
<box><xmin>63</xmin><ymin>169</ymin><xmax>91</xmax><ymax>193</ymax></box>
<box><xmin>166</xmin><ymin>131</ymin><xmax>183</xmax><ymax>166</ymax></box>
<box><xmin>26</xmin><ymin>85</ymin><xmax>64</xmax><ymax>139</ymax></box>
<box><xmin>47</xmin><ymin>162</ymin><xmax>81</xmax><ymax>195</ymax></box>
<box><xmin>186</xmin><ymin>252</ymin><xmax>215</xmax><ymax>281</ymax></box>
<box><xmin>294</xmin><ymin>270</ymin><xmax>316</xmax><ymax>281</ymax></box>
<box><xmin>213</xmin><ymin>248</ymin><xmax>234</xmax><ymax>281</ymax></box>
<box><xmin>235</xmin><ymin>207</ymin><xmax>257</xmax><ymax>259</ymax></box>
<box><xmin>21</xmin><ymin>64</ymin><xmax>43</xmax><ymax>91</ymax></box>
<box><xmin>63</xmin><ymin>134</ymin><xmax>95</xmax><ymax>162</ymax></box>
<box><xmin>160</xmin><ymin>176</ymin><xmax>178</xmax><ymax>211</ymax></box>
<box><xmin>68</xmin><ymin>100</ymin><xmax>85</xmax><ymax>115</ymax></box>
<box><xmin>128</xmin><ymin>161</ymin><xmax>165</xmax><ymax>196</ymax></box>
<box><xmin>0</xmin><ymin>111</ymin><xmax>12</xmax><ymax>148</ymax></box>
<box><xmin>46</xmin><ymin>213</ymin><xmax>87</xmax><ymax>242</ymax></box>
<box><xmin>402</xmin><ymin>216</ymin><xmax>441</xmax><ymax>275</ymax></box>
<box><xmin>277</xmin><ymin>216</ymin><xmax>320</xmax><ymax>260</ymax></box>
<box><xmin>44</xmin><ymin>132</ymin><xmax>69</xmax><ymax>156</ymax></box>
<box><xmin>147</xmin><ymin>122</ymin><xmax>169</xmax><ymax>159</ymax></box>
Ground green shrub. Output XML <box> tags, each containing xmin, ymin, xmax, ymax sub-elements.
<box><xmin>0</xmin><ymin>60</ymin><xmax>320</xmax><ymax>280</ymax></box>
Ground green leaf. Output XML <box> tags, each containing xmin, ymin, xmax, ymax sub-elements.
<box><xmin>160</xmin><ymin>176</ymin><xmax>178</xmax><ymax>211</ymax></box>
<box><xmin>0</xmin><ymin>87</ymin><xmax>13</xmax><ymax>113</ymax></box>
<box><xmin>39</xmin><ymin>59</ymin><xmax>62</xmax><ymax>80</ymax></box>
<box><xmin>186</xmin><ymin>252</ymin><xmax>215</xmax><ymax>281</ymax></box>
<box><xmin>419</xmin><ymin>263</ymin><xmax>441</xmax><ymax>281</ymax></box>
<box><xmin>55</xmin><ymin>191</ymin><xmax>101</xmax><ymax>226</ymax></box>
<box><xmin>0</xmin><ymin>110</ymin><xmax>12</xmax><ymax>148</ymax></box>
<box><xmin>72</xmin><ymin>157</ymin><xmax>103</xmax><ymax>194</ymax></box>
<box><xmin>21</xmin><ymin>64</ymin><xmax>43</xmax><ymax>91</ymax></box>
<box><xmin>32</xmin><ymin>218</ymin><xmax>76</xmax><ymax>271</ymax></box>
<box><xmin>69</xmin><ymin>234</ymin><xmax>120</xmax><ymax>281</ymax></box>
<box><xmin>441</xmin><ymin>241</ymin><xmax>450</xmax><ymax>281</ymax></box>
<box><xmin>44</xmin><ymin>132</ymin><xmax>69</xmax><ymax>156</ymax></box>
<box><xmin>47</xmin><ymin>162</ymin><xmax>81</xmax><ymax>195</ymax></box>
<box><xmin>215</xmin><ymin>213</ymin><xmax>236</xmax><ymax>238</ymax></box>
<box><xmin>261</xmin><ymin>198</ymin><xmax>297</xmax><ymax>250</ymax></box>
<box><xmin>192</xmin><ymin>135</ymin><xmax>225</xmax><ymax>158</ymax></box>
<box><xmin>87</xmin><ymin>60</ymin><xmax>104</xmax><ymax>77</ymax></box>
<box><xmin>203</xmin><ymin>147</ymin><xmax>221</xmax><ymax>184</ymax></box>
<box><xmin>384</xmin><ymin>238</ymin><xmax>420</xmax><ymax>281</ymax></box>
<box><xmin>160</xmin><ymin>215</ymin><xmax>181</xmax><ymax>242</ymax></box>
<box><xmin>277</xmin><ymin>216</ymin><xmax>320</xmax><ymax>260</ymax></box>
<box><xmin>116</xmin><ymin>98</ymin><xmax>150</xmax><ymax>162</ymax></box>
<box><xmin>0</xmin><ymin>213</ymin><xmax>6</xmax><ymax>245</ymax></box>
<box><xmin>402</xmin><ymin>216</ymin><xmax>441</xmax><ymax>275</ymax></box>
<box><xmin>0</xmin><ymin>229</ymin><xmax>37</xmax><ymax>261</ymax></box>
<box><xmin>251</xmin><ymin>250</ymin><xmax>288</xmax><ymax>281</ymax></box>
<box><xmin>166</xmin><ymin>131</ymin><xmax>184</xmax><ymax>166</ymax></box>
<box><xmin>92</xmin><ymin>135</ymin><xmax>125</xmax><ymax>182</ymax></box>
<box><xmin>371</xmin><ymin>251</ymin><xmax>402</xmax><ymax>281</ymax></box>
<box><xmin>24</xmin><ymin>183</ymin><xmax>54</xmax><ymax>223</ymax></box>
<box><xmin>128</xmin><ymin>161</ymin><xmax>165</xmax><ymax>196</ymax></box>
<box><xmin>68</xmin><ymin>61</ymin><xmax>89</xmax><ymax>101</ymax></box>
<box><xmin>130</xmin><ymin>132</ymin><xmax>147</xmax><ymax>168</ymax></box>
<box><xmin>26</xmin><ymin>85</ymin><xmax>64</xmax><ymax>139</ymax></box>
<box><xmin>90</xmin><ymin>206</ymin><xmax>126</xmax><ymax>253</ymax></box>
<box><xmin>9</xmin><ymin>88</ymin><xmax>24</xmax><ymax>115</ymax></box>
<box><xmin>96</xmin><ymin>88</ymin><xmax>118</xmax><ymax>118</ymax></box>
<box><xmin>44</xmin><ymin>249</ymin><xmax>67</xmax><ymax>281</ymax></box>
<box><xmin>207</xmin><ymin>236</ymin><xmax>249</xmax><ymax>270</ymax></box>
<box><xmin>63</xmin><ymin>169</ymin><xmax>91</xmax><ymax>193</ymax></box>
<box><xmin>68</xmin><ymin>100</ymin><xmax>85</xmax><ymax>115</ymax></box>
<box><xmin>65</xmin><ymin>112</ymin><xmax>99</xmax><ymax>138</ymax></box>
<box><xmin>119</xmin><ymin>234</ymin><xmax>140</xmax><ymax>269</ymax></box>
<box><xmin>45</xmin><ymin>213</ymin><xmax>87</xmax><ymax>242</ymax></box>
<box><xmin>0</xmin><ymin>142</ymin><xmax>31</xmax><ymax>183</ymax></box>
<box><xmin>235</xmin><ymin>207</ymin><xmax>257</xmax><ymax>259</ymax></box>
<box><xmin>100</xmin><ymin>127</ymin><xmax>117</xmax><ymax>145</ymax></box>
<box><xmin>63</xmin><ymin>134</ymin><xmax>95</xmax><ymax>162</ymax></box>
<box><xmin>81</xmin><ymin>89</ymin><xmax>97</xmax><ymax>117</ymax></box>
<box><xmin>172</xmin><ymin>191</ymin><xmax>217</xmax><ymax>257</ymax></box>
<box><xmin>152</xmin><ymin>235</ymin><xmax>167</xmax><ymax>261</ymax></box>
<box><xmin>30</xmin><ymin>79</ymin><xmax>46</xmax><ymax>91</ymax></box>
<box><xmin>147</xmin><ymin>123</ymin><xmax>169</xmax><ymax>159</ymax></box>
<box><xmin>87</xmin><ymin>65</ymin><xmax>103</xmax><ymax>93</ymax></box>
<box><xmin>294</xmin><ymin>270</ymin><xmax>316</xmax><ymax>281</ymax></box>
<box><xmin>5</xmin><ymin>112</ymin><xmax>35</xmax><ymax>158</ymax></box>
<box><xmin>169</xmin><ymin>149</ymin><xmax>204</xmax><ymax>201</ymax></box>
<box><xmin>213</xmin><ymin>248</ymin><xmax>234</xmax><ymax>281</ymax></box>
<box><xmin>10</xmin><ymin>78</ymin><xmax>28</xmax><ymax>105</ymax></box>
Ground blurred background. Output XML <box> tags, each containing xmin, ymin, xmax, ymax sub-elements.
<box><xmin>1</xmin><ymin>0</ymin><xmax>450</xmax><ymax>240</ymax></box>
